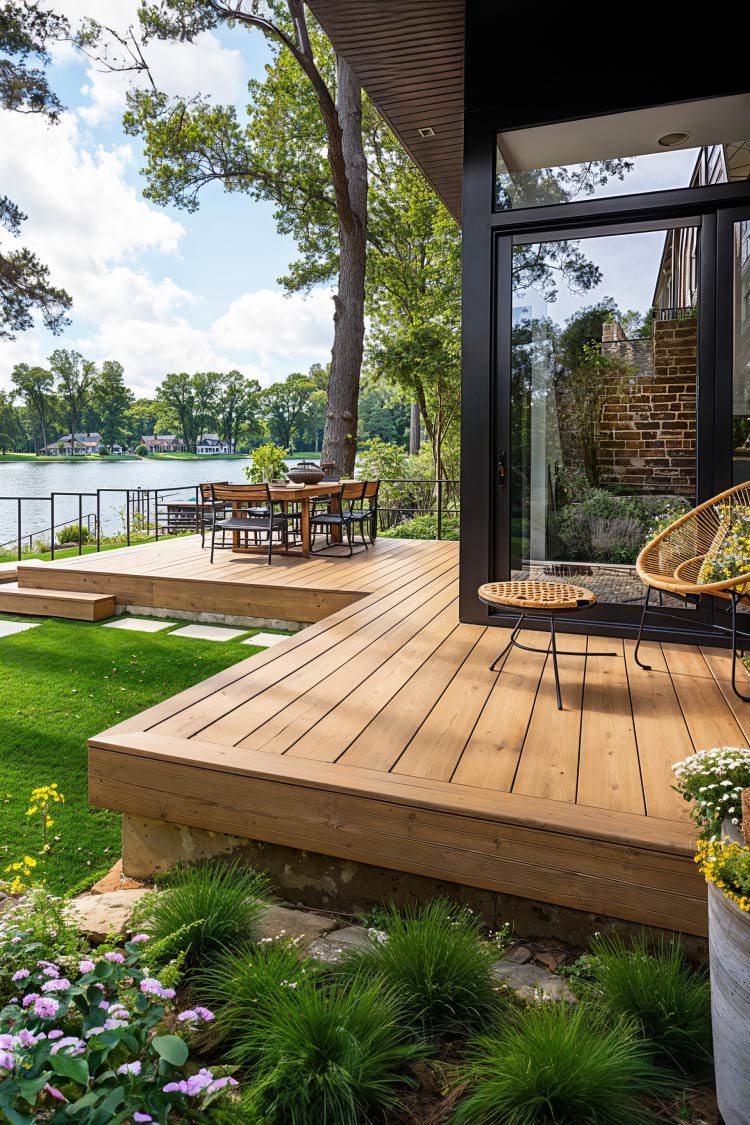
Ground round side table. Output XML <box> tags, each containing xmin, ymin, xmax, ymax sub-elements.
<box><xmin>478</xmin><ymin>580</ymin><xmax>615</xmax><ymax>710</ymax></box>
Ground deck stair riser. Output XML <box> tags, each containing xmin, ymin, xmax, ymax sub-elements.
<box><xmin>0</xmin><ymin>582</ymin><xmax>115</xmax><ymax>621</ymax></box>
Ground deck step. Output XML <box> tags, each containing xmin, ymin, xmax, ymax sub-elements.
<box><xmin>0</xmin><ymin>562</ymin><xmax>18</xmax><ymax>584</ymax></box>
<box><xmin>0</xmin><ymin>583</ymin><xmax>116</xmax><ymax>621</ymax></box>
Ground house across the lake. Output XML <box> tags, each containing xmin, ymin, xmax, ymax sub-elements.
<box><xmin>39</xmin><ymin>432</ymin><xmax>102</xmax><ymax>456</ymax></box>
<box><xmin>140</xmin><ymin>434</ymin><xmax>187</xmax><ymax>454</ymax></box>
<box><xmin>196</xmin><ymin>433</ymin><xmax>234</xmax><ymax>455</ymax></box>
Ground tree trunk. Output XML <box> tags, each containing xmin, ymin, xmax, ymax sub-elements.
<box><xmin>321</xmin><ymin>57</ymin><xmax>367</xmax><ymax>478</ymax></box>
<box><xmin>409</xmin><ymin>402</ymin><xmax>421</xmax><ymax>455</ymax></box>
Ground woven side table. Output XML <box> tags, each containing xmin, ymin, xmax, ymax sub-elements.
<box><xmin>478</xmin><ymin>580</ymin><xmax>615</xmax><ymax>710</ymax></box>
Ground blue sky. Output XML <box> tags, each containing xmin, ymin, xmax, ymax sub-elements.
<box><xmin>0</xmin><ymin>3</ymin><xmax>335</xmax><ymax>397</ymax></box>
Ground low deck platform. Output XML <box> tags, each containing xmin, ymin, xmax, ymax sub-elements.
<box><xmin>65</xmin><ymin>535</ymin><xmax>750</xmax><ymax>937</ymax></box>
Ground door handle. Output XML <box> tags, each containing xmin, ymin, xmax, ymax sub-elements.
<box><xmin>497</xmin><ymin>449</ymin><xmax>507</xmax><ymax>488</ymax></box>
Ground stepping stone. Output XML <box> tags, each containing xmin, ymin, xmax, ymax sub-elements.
<box><xmin>241</xmin><ymin>631</ymin><xmax>289</xmax><ymax>647</ymax></box>
<box><xmin>168</xmin><ymin>624</ymin><xmax>248</xmax><ymax>642</ymax></box>
<box><xmin>70</xmin><ymin>889</ymin><xmax>149</xmax><ymax>944</ymax></box>
<box><xmin>102</xmin><ymin>617</ymin><xmax>173</xmax><ymax>633</ymax></box>
<box><xmin>0</xmin><ymin>620</ymin><xmax>40</xmax><ymax>637</ymax></box>
<box><xmin>257</xmin><ymin>904</ymin><xmax>338</xmax><ymax>947</ymax></box>
<box><xmin>307</xmin><ymin>925</ymin><xmax>374</xmax><ymax>963</ymax></box>
<box><xmin>491</xmin><ymin>960</ymin><xmax>577</xmax><ymax>1003</ymax></box>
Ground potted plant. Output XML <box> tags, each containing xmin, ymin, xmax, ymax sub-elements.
<box><xmin>673</xmin><ymin>748</ymin><xmax>750</xmax><ymax>1125</ymax></box>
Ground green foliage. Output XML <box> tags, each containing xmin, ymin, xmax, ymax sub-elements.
<box><xmin>237</xmin><ymin>978</ymin><xmax>424</xmax><ymax>1124</ymax></box>
<box><xmin>200</xmin><ymin>939</ymin><xmax>319</xmax><ymax>1051</ymax></box>
<box><xmin>0</xmin><ymin>890</ymin><xmax>85</xmax><ymax>1008</ymax></box>
<box><xmin>261</xmin><ymin>372</ymin><xmax>316</xmax><ymax>452</ymax></box>
<box><xmin>697</xmin><ymin>838</ymin><xmax>750</xmax><ymax>912</ymax></box>
<box><xmin>336</xmin><ymin>899</ymin><xmax>502</xmax><ymax>1039</ymax></box>
<box><xmin>587</xmin><ymin>933</ymin><xmax>712</xmax><ymax>1075</ymax></box>
<box><xmin>135</xmin><ymin>442</ymin><xmax>148</xmax><ymax>456</ymax></box>
<box><xmin>644</xmin><ymin>496</ymin><xmax>692</xmax><ymax>542</ymax></box>
<box><xmin>454</xmin><ymin>1003</ymin><xmax>672</xmax><ymax>1125</ymax></box>
<box><xmin>557</xmin><ymin>490</ymin><xmax>689</xmax><ymax>565</ymax></box>
<box><xmin>89</xmin><ymin>359</ymin><xmax>133</xmax><ymax>448</ymax></box>
<box><xmin>245</xmin><ymin>442</ymin><xmax>289</xmax><ymax>483</ymax></box>
<box><xmin>133</xmin><ymin>862</ymin><xmax>272</xmax><ymax>969</ymax></box>
<box><xmin>56</xmin><ymin>523</ymin><xmax>90</xmax><ymax>545</ymax></box>
<box><xmin>382</xmin><ymin>513</ymin><xmax>460</xmax><ymax>541</ymax></box>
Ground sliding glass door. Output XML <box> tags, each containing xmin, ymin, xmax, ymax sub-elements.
<box><xmin>499</xmin><ymin>220</ymin><xmax>705</xmax><ymax>620</ymax></box>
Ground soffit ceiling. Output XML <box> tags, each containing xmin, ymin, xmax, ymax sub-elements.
<box><xmin>307</xmin><ymin>0</ymin><xmax>465</xmax><ymax>222</ymax></box>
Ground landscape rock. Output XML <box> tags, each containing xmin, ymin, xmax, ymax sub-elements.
<box><xmin>503</xmin><ymin>944</ymin><xmax>533</xmax><ymax>964</ymax></box>
<box><xmin>491</xmin><ymin>960</ymin><xmax>576</xmax><ymax>1003</ymax></box>
<box><xmin>71</xmin><ymin>889</ymin><xmax>149</xmax><ymax>943</ymax></box>
<box><xmin>307</xmin><ymin>924</ymin><xmax>373</xmax><ymax>963</ymax></box>
<box><xmin>534</xmin><ymin>950</ymin><xmax>563</xmax><ymax>971</ymax></box>
<box><xmin>89</xmin><ymin>859</ymin><xmax>145</xmax><ymax>895</ymax></box>
<box><xmin>257</xmin><ymin>904</ymin><xmax>338</xmax><ymax>947</ymax></box>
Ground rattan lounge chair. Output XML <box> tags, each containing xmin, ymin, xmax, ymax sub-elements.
<box><xmin>635</xmin><ymin>482</ymin><xmax>750</xmax><ymax>700</ymax></box>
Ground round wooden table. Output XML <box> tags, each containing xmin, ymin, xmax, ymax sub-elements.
<box><xmin>478</xmin><ymin>580</ymin><xmax>614</xmax><ymax>710</ymax></box>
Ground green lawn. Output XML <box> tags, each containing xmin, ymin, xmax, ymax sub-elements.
<box><xmin>0</xmin><ymin>616</ymin><xmax>274</xmax><ymax>896</ymax></box>
<box><xmin>0</xmin><ymin>534</ymin><xmax>184</xmax><ymax>566</ymax></box>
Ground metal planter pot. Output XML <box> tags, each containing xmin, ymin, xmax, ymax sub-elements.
<box><xmin>708</xmin><ymin>879</ymin><xmax>750</xmax><ymax>1125</ymax></box>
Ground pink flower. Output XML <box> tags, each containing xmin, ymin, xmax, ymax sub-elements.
<box><xmin>78</xmin><ymin>959</ymin><xmax>95</xmax><ymax>974</ymax></box>
<box><xmin>116</xmin><ymin>1060</ymin><xmax>142</xmax><ymax>1076</ymax></box>
<box><xmin>133</xmin><ymin>1114</ymin><xmax>153</xmax><ymax>1123</ymax></box>
<box><xmin>22</xmin><ymin>993</ymin><xmax>40</xmax><ymax>1008</ymax></box>
<box><xmin>177</xmin><ymin>1009</ymin><xmax>197</xmax><ymax>1022</ymax></box>
<box><xmin>207</xmin><ymin>1076</ymin><xmax>238</xmax><ymax>1094</ymax></box>
<box><xmin>104</xmin><ymin>952</ymin><xmax>124</xmax><ymax>964</ymax></box>
<box><xmin>0</xmin><ymin>1050</ymin><xmax>15</xmax><ymax>1072</ymax></box>
<box><xmin>46</xmin><ymin>1030</ymin><xmax>64</xmax><ymax>1041</ymax></box>
<box><xmin>44</xmin><ymin>1085</ymin><xmax>68</xmax><ymax>1103</ymax></box>
<box><xmin>42</xmin><ymin>978</ymin><xmax>71</xmax><ymax>992</ymax></box>
<box><xmin>130</xmin><ymin>933</ymin><xmax>150</xmax><ymax>943</ymax></box>
<box><xmin>194</xmin><ymin>1006</ymin><xmax>214</xmax><ymax>1022</ymax></box>
<box><xmin>33</xmin><ymin>997</ymin><xmax>59</xmax><ymax>1019</ymax></box>
<box><xmin>11</xmin><ymin>969</ymin><xmax>30</xmax><ymax>983</ymax></box>
<box><xmin>50</xmin><ymin>1036</ymin><xmax>85</xmax><ymax>1057</ymax></box>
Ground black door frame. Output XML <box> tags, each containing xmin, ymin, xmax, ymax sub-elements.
<box><xmin>460</xmin><ymin>169</ymin><xmax>750</xmax><ymax>643</ymax></box>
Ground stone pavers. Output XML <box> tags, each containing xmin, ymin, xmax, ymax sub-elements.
<box><xmin>0</xmin><ymin>620</ymin><xmax>40</xmax><ymax>637</ymax></box>
<box><xmin>241</xmin><ymin>631</ymin><xmax>289</xmax><ymax>648</ymax></box>
<box><xmin>167</xmin><ymin>623</ymin><xmax>249</xmax><ymax>642</ymax></box>
<box><xmin>101</xmin><ymin>617</ymin><xmax>174</xmax><ymax>633</ymax></box>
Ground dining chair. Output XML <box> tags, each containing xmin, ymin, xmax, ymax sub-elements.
<box><xmin>310</xmin><ymin>481</ymin><xmax>366</xmax><ymax>556</ymax></box>
<box><xmin>348</xmin><ymin>480</ymin><xmax>380</xmax><ymax>549</ymax></box>
<box><xmin>208</xmin><ymin>484</ymin><xmax>289</xmax><ymax>565</ymax></box>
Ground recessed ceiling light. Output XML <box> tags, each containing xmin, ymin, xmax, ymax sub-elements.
<box><xmin>418</xmin><ymin>126</ymin><xmax>435</xmax><ymax>138</ymax></box>
<box><xmin>657</xmin><ymin>131</ymin><xmax>692</xmax><ymax>148</ymax></box>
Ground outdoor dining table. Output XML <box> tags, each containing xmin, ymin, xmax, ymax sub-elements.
<box><xmin>230</xmin><ymin>482</ymin><xmax>343</xmax><ymax>560</ymax></box>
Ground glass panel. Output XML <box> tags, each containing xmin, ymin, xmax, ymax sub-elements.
<box><xmin>733</xmin><ymin>219</ymin><xmax>750</xmax><ymax>483</ymax></box>
<box><xmin>511</xmin><ymin>227</ymin><xmax>698</xmax><ymax>605</ymax></box>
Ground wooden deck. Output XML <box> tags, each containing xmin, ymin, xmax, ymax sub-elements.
<box><xmin>44</xmin><ymin>534</ymin><xmax>745</xmax><ymax>936</ymax></box>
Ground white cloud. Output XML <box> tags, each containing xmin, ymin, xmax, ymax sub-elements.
<box><xmin>213</xmin><ymin>288</ymin><xmax>335</xmax><ymax>365</ymax></box>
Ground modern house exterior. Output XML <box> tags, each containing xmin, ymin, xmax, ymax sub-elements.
<box><xmin>139</xmin><ymin>434</ymin><xmax>186</xmax><ymax>454</ymax></box>
<box><xmin>39</xmin><ymin>432</ymin><xmax>102</xmax><ymax>456</ymax></box>
<box><xmin>196</xmin><ymin>434</ymin><xmax>234</xmax><ymax>455</ymax></box>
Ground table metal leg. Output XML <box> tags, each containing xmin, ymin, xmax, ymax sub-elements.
<box><xmin>549</xmin><ymin>614</ymin><xmax>563</xmax><ymax>711</ymax></box>
<box><xmin>489</xmin><ymin>614</ymin><xmax>525</xmax><ymax>670</ymax></box>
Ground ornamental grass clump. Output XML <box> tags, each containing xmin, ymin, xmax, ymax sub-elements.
<box><xmin>133</xmin><ymin>861</ymin><xmax>272</xmax><ymax>970</ymax></box>
<box><xmin>336</xmin><ymin>899</ymin><xmax>502</xmax><ymax>1039</ymax></box>
<box><xmin>587</xmin><ymin>933</ymin><xmax>712</xmax><ymax>1075</ymax></box>
<box><xmin>672</xmin><ymin>746</ymin><xmax>750</xmax><ymax>838</ymax></box>
<box><xmin>198</xmin><ymin>937</ymin><xmax>320</xmax><ymax>1049</ymax></box>
<box><xmin>453</xmin><ymin>1003</ymin><xmax>672</xmax><ymax>1125</ymax></box>
<box><xmin>237</xmin><ymin>978</ymin><xmax>425</xmax><ymax>1125</ymax></box>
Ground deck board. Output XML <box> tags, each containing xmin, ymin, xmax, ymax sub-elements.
<box><xmin>42</xmin><ymin>533</ymin><xmax>747</xmax><ymax>935</ymax></box>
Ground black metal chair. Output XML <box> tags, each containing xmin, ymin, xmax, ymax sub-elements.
<box><xmin>347</xmin><ymin>479</ymin><xmax>380</xmax><ymax>549</ymax></box>
<box><xmin>199</xmin><ymin>481</ymin><xmax>228</xmax><ymax>547</ymax></box>
<box><xmin>208</xmin><ymin>484</ymin><xmax>288</xmax><ymax>565</ymax></box>
<box><xmin>311</xmin><ymin>481</ymin><xmax>366</xmax><ymax>556</ymax></box>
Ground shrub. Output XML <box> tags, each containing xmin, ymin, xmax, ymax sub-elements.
<box><xmin>336</xmin><ymin>899</ymin><xmax>501</xmax><ymax>1038</ymax></box>
<box><xmin>133</xmin><ymin>862</ymin><xmax>272</xmax><ymax>969</ymax></box>
<box><xmin>0</xmin><ymin>935</ymin><xmax>238</xmax><ymax>1123</ymax></box>
<box><xmin>0</xmin><ymin>891</ymin><xmax>85</xmax><ymax>1008</ymax></box>
<box><xmin>238</xmin><ymin>978</ymin><xmax>424</xmax><ymax>1124</ymax></box>
<box><xmin>453</xmin><ymin>1003</ymin><xmax>672</xmax><ymax>1125</ymax></box>
<box><xmin>587</xmin><ymin>933</ymin><xmax>712</xmax><ymax>1074</ymax></box>
<box><xmin>245</xmin><ymin>443</ymin><xmax>288</xmax><ymax>483</ymax></box>
<box><xmin>135</xmin><ymin>443</ymin><xmax>149</xmax><ymax>456</ymax></box>
<box><xmin>558</xmin><ymin>490</ymin><xmax>647</xmax><ymax>563</ymax></box>
<box><xmin>672</xmin><ymin>746</ymin><xmax>750</xmax><ymax>838</ymax></box>
<box><xmin>382</xmin><ymin>513</ymin><xmax>460</xmax><ymax>540</ymax></box>
<box><xmin>56</xmin><ymin>524</ymin><xmax>90</xmax><ymax>546</ymax></box>
<box><xmin>199</xmin><ymin>938</ymin><xmax>319</xmax><ymax>1048</ymax></box>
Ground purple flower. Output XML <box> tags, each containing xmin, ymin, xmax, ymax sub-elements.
<box><xmin>186</xmin><ymin>1069</ymin><xmax>214</xmax><ymax>1096</ymax></box>
<box><xmin>207</xmin><ymin>1076</ymin><xmax>238</xmax><ymax>1094</ymax></box>
<box><xmin>46</xmin><ymin>1030</ymin><xmax>64</xmax><ymax>1041</ymax></box>
<box><xmin>160</xmin><ymin>987</ymin><xmax>175</xmax><ymax>1000</ymax></box>
<box><xmin>33</xmin><ymin>997</ymin><xmax>59</xmax><ymax>1019</ymax></box>
<box><xmin>78</xmin><ymin>959</ymin><xmax>95</xmax><ymax>974</ymax></box>
<box><xmin>104</xmin><ymin>952</ymin><xmax>124</xmax><ymax>964</ymax></box>
<box><xmin>116</xmin><ymin>1060</ymin><xmax>142</xmax><ymax>1076</ymax></box>
<box><xmin>139</xmin><ymin>977</ymin><xmax>164</xmax><ymax>995</ymax></box>
<box><xmin>98</xmin><ymin>1000</ymin><xmax>109</xmax><ymax>1010</ymax></box>
<box><xmin>11</xmin><ymin>969</ymin><xmax>30</xmax><ymax>983</ymax></box>
<box><xmin>130</xmin><ymin>933</ymin><xmax>150</xmax><ymax>943</ymax></box>
<box><xmin>50</xmin><ymin>1036</ymin><xmax>85</xmax><ymax>1057</ymax></box>
<box><xmin>0</xmin><ymin>1050</ymin><xmax>15</xmax><ymax>1072</ymax></box>
<box><xmin>133</xmin><ymin>1114</ymin><xmax>153</xmax><ymax>1123</ymax></box>
<box><xmin>22</xmin><ymin>993</ymin><xmax>40</xmax><ymax>1008</ymax></box>
<box><xmin>44</xmin><ymin>1085</ymin><xmax>68</xmax><ymax>1103</ymax></box>
<box><xmin>177</xmin><ymin>1009</ymin><xmax>197</xmax><ymax>1022</ymax></box>
<box><xmin>18</xmin><ymin>1029</ymin><xmax>43</xmax><ymax>1047</ymax></box>
<box><xmin>41</xmin><ymin>966</ymin><xmax>59</xmax><ymax>978</ymax></box>
<box><xmin>194</xmin><ymin>1006</ymin><xmax>214</xmax><ymax>1022</ymax></box>
<box><xmin>162</xmin><ymin>1081</ymin><xmax>183</xmax><ymax>1094</ymax></box>
<box><xmin>108</xmin><ymin>1004</ymin><xmax>130</xmax><ymax>1020</ymax></box>
<box><xmin>42</xmin><ymin>978</ymin><xmax>71</xmax><ymax>992</ymax></box>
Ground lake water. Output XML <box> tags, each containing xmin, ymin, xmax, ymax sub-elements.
<box><xmin>0</xmin><ymin>457</ymin><xmax>309</xmax><ymax>551</ymax></box>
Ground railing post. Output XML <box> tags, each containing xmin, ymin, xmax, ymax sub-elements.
<box><xmin>154</xmin><ymin>491</ymin><xmax>159</xmax><ymax>542</ymax></box>
<box><xmin>78</xmin><ymin>493</ymin><xmax>83</xmax><ymax>555</ymax></box>
<box><xmin>96</xmin><ymin>490</ymin><xmax>101</xmax><ymax>552</ymax></box>
<box><xmin>17</xmin><ymin>498</ymin><xmax>21</xmax><ymax>561</ymax></box>
<box><xmin>126</xmin><ymin>490</ymin><xmax>131</xmax><ymax>546</ymax></box>
<box><xmin>437</xmin><ymin>479</ymin><xmax>443</xmax><ymax>541</ymax></box>
<box><xmin>50</xmin><ymin>494</ymin><xmax>55</xmax><ymax>560</ymax></box>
